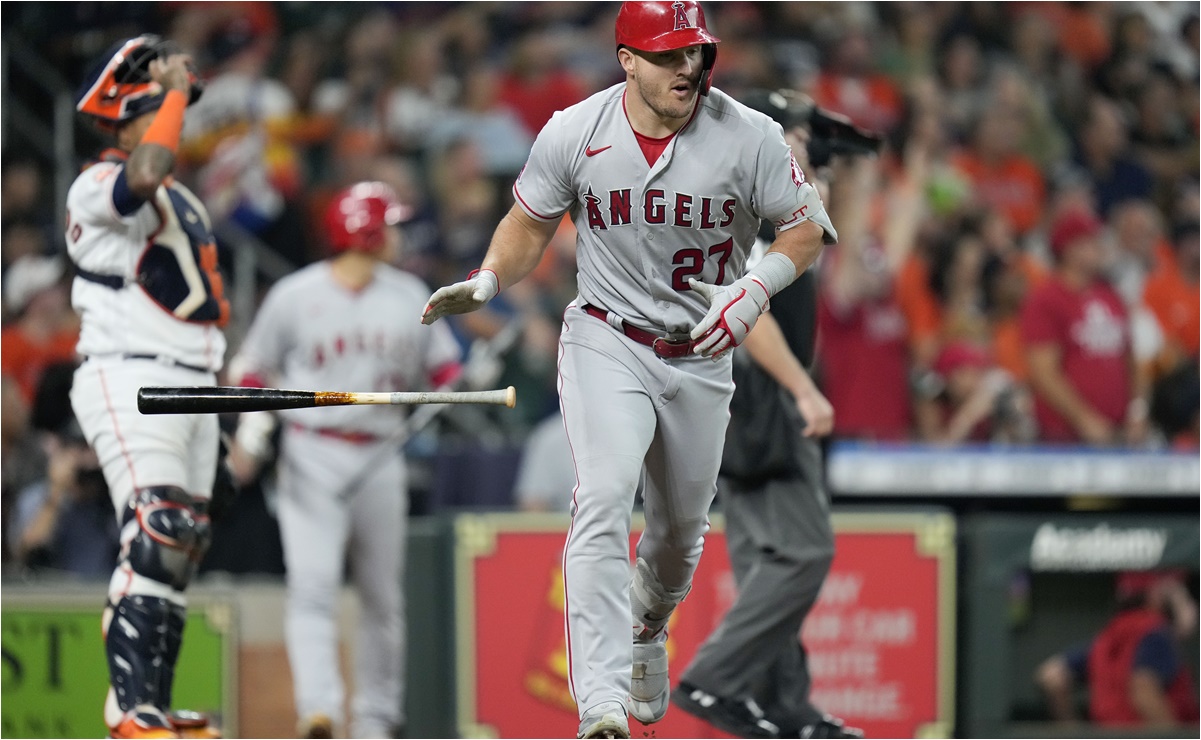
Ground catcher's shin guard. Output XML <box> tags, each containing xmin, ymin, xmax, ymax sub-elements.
<box><xmin>124</xmin><ymin>485</ymin><xmax>213</xmax><ymax>591</ymax></box>
<box><xmin>106</xmin><ymin>486</ymin><xmax>214</xmax><ymax>728</ymax></box>
<box><xmin>106</xmin><ymin>595</ymin><xmax>187</xmax><ymax>716</ymax></box>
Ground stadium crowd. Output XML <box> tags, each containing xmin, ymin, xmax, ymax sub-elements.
<box><xmin>2</xmin><ymin>1</ymin><xmax>1198</xmax><ymax>571</ymax></box>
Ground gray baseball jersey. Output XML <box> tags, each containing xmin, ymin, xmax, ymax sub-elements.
<box><xmin>232</xmin><ymin>261</ymin><xmax>459</xmax><ymax>735</ymax></box>
<box><xmin>514</xmin><ymin>83</ymin><xmax>836</xmax><ymax>334</ymax></box>
<box><xmin>233</xmin><ymin>262</ymin><xmax>461</xmax><ymax>437</ymax></box>
<box><xmin>513</xmin><ymin>83</ymin><xmax>836</xmax><ymax>720</ymax></box>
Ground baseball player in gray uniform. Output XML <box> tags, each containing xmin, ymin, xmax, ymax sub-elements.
<box><xmin>229</xmin><ymin>182</ymin><xmax>461</xmax><ymax>739</ymax></box>
<box><xmin>422</xmin><ymin>3</ymin><xmax>836</xmax><ymax>737</ymax></box>
<box><xmin>68</xmin><ymin>35</ymin><xmax>225</xmax><ymax>739</ymax></box>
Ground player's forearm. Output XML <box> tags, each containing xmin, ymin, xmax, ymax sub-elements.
<box><xmin>1035</xmin><ymin>657</ymin><xmax>1079</xmax><ymax>722</ymax></box>
<box><xmin>125</xmin><ymin>146</ymin><xmax>176</xmax><ymax>198</ymax></box>
<box><xmin>742</xmin><ymin>312</ymin><xmax>813</xmax><ymax>400</ymax></box>
<box><xmin>1129</xmin><ymin>671</ymin><xmax>1177</xmax><ymax>726</ymax></box>
<box><xmin>125</xmin><ymin>89</ymin><xmax>187</xmax><ymax>198</ymax></box>
<box><xmin>766</xmin><ymin>219</ymin><xmax>825</xmax><ymax>279</ymax></box>
<box><xmin>478</xmin><ymin>206</ymin><xmax>558</xmax><ymax>291</ymax></box>
<box><xmin>881</xmin><ymin>172</ymin><xmax>923</xmax><ymax>270</ymax></box>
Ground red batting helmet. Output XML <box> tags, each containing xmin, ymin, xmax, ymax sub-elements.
<box><xmin>324</xmin><ymin>182</ymin><xmax>411</xmax><ymax>254</ymax></box>
<box><xmin>615</xmin><ymin>1</ymin><xmax>721</xmax><ymax>95</ymax></box>
<box><xmin>75</xmin><ymin>34</ymin><xmax>203</xmax><ymax>131</ymax></box>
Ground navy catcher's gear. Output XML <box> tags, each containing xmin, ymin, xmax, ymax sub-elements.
<box><xmin>105</xmin><ymin>594</ymin><xmax>186</xmax><ymax>715</ymax></box>
<box><xmin>124</xmin><ymin>485</ymin><xmax>212</xmax><ymax>591</ymax></box>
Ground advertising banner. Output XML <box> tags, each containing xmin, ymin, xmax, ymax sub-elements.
<box><xmin>454</xmin><ymin>511</ymin><xmax>954</xmax><ymax>738</ymax></box>
<box><xmin>1</xmin><ymin>602</ymin><xmax>236</xmax><ymax>738</ymax></box>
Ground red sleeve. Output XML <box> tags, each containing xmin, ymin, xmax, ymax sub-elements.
<box><xmin>429</xmin><ymin>361</ymin><xmax>462</xmax><ymax>389</ymax></box>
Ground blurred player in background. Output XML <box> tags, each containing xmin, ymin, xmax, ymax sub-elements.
<box><xmin>68</xmin><ymin>34</ymin><xmax>227</xmax><ymax>739</ymax></box>
<box><xmin>228</xmin><ymin>182</ymin><xmax>461</xmax><ymax>738</ymax></box>
<box><xmin>421</xmin><ymin>2</ymin><xmax>836</xmax><ymax>736</ymax></box>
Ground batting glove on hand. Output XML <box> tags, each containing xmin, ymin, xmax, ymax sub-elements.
<box><xmin>688</xmin><ymin>276</ymin><xmax>771</xmax><ymax>359</ymax></box>
<box><xmin>421</xmin><ymin>269</ymin><xmax>499</xmax><ymax>325</ymax></box>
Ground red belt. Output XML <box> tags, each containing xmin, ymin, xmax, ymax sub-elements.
<box><xmin>581</xmin><ymin>304</ymin><xmax>695</xmax><ymax>359</ymax></box>
<box><xmin>289</xmin><ymin>423</ymin><xmax>382</xmax><ymax>445</ymax></box>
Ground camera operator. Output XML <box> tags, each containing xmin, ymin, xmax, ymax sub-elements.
<box><xmin>9</xmin><ymin>362</ymin><xmax>119</xmax><ymax>578</ymax></box>
<box><xmin>671</xmin><ymin>91</ymin><xmax>880</xmax><ymax>739</ymax></box>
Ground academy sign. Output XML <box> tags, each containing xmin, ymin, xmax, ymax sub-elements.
<box><xmin>1029</xmin><ymin>522</ymin><xmax>1168</xmax><ymax>571</ymax></box>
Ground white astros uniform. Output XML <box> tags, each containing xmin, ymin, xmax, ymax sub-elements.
<box><xmin>65</xmin><ymin>156</ymin><xmax>227</xmax><ymax>513</ymax></box>
<box><xmin>232</xmin><ymin>262</ymin><xmax>460</xmax><ymax>736</ymax></box>
<box><xmin>513</xmin><ymin>83</ymin><xmax>836</xmax><ymax>715</ymax></box>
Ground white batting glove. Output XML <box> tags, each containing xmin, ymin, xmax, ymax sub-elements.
<box><xmin>688</xmin><ymin>276</ymin><xmax>771</xmax><ymax>359</ymax></box>
<box><xmin>421</xmin><ymin>269</ymin><xmax>499</xmax><ymax>325</ymax></box>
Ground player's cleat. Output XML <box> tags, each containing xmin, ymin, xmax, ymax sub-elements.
<box><xmin>671</xmin><ymin>682</ymin><xmax>780</xmax><ymax>739</ymax></box>
<box><xmin>298</xmin><ymin>713</ymin><xmax>334</xmax><ymax>739</ymax></box>
<box><xmin>168</xmin><ymin>711</ymin><xmax>221</xmax><ymax>739</ymax></box>
<box><xmin>628</xmin><ymin>641</ymin><xmax>670</xmax><ymax>723</ymax></box>
<box><xmin>792</xmin><ymin>715</ymin><xmax>864</xmax><ymax>739</ymax></box>
<box><xmin>108</xmin><ymin>707</ymin><xmax>180</xmax><ymax>739</ymax></box>
<box><xmin>578</xmin><ymin>701</ymin><xmax>630</xmax><ymax>739</ymax></box>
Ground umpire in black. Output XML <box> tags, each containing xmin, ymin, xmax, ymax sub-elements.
<box><xmin>671</xmin><ymin>90</ymin><xmax>875</xmax><ymax>739</ymax></box>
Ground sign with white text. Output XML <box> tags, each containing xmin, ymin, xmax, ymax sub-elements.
<box><xmin>454</xmin><ymin>511</ymin><xmax>955</xmax><ymax>738</ymax></box>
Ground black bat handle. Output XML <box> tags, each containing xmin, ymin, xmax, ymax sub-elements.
<box><xmin>137</xmin><ymin>387</ymin><xmax>317</xmax><ymax>414</ymax></box>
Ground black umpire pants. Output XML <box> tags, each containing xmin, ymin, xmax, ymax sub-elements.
<box><xmin>680</xmin><ymin>434</ymin><xmax>834</xmax><ymax>727</ymax></box>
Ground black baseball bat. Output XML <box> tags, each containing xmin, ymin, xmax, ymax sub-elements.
<box><xmin>137</xmin><ymin>386</ymin><xmax>517</xmax><ymax>414</ymax></box>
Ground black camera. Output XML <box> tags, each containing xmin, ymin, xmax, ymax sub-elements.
<box><xmin>740</xmin><ymin>88</ymin><xmax>884</xmax><ymax>167</ymax></box>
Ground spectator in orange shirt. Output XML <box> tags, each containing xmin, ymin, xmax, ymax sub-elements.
<box><xmin>0</xmin><ymin>255</ymin><xmax>79</xmax><ymax>405</ymax></box>
<box><xmin>812</xmin><ymin>25</ymin><xmax>905</xmax><ymax>135</ymax></box>
<box><xmin>952</xmin><ymin>103</ymin><xmax>1046</xmax><ymax>235</ymax></box>
<box><xmin>978</xmin><ymin>208</ymin><xmax>1047</xmax><ymax>382</ymax></box>
<box><xmin>1143</xmin><ymin>219</ymin><xmax>1200</xmax><ymax>370</ymax></box>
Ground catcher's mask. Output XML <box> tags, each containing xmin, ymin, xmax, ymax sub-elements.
<box><xmin>75</xmin><ymin>34</ymin><xmax>203</xmax><ymax>133</ymax></box>
<box><xmin>615</xmin><ymin>0</ymin><xmax>720</xmax><ymax>96</ymax></box>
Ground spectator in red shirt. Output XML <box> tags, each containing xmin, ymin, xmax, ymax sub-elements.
<box><xmin>817</xmin><ymin>147</ymin><xmax>927</xmax><ymax>441</ymax></box>
<box><xmin>1036</xmin><ymin>570</ymin><xmax>1199</xmax><ymax>729</ymax></box>
<box><xmin>1021</xmin><ymin>209</ymin><xmax>1148</xmax><ymax>445</ymax></box>
<box><xmin>496</xmin><ymin>31</ymin><xmax>588</xmax><ymax>138</ymax></box>
<box><xmin>0</xmin><ymin>255</ymin><xmax>79</xmax><ymax>405</ymax></box>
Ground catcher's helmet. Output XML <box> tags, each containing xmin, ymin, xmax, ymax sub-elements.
<box><xmin>75</xmin><ymin>34</ymin><xmax>203</xmax><ymax>131</ymax></box>
<box><xmin>615</xmin><ymin>1</ymin><xmax>720</xmax><ymax>95</ymax></box>
<box><xmin>324</xmin><ymin>182</ymin><xmax>411</xmax><ymax>254</ymax></box>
